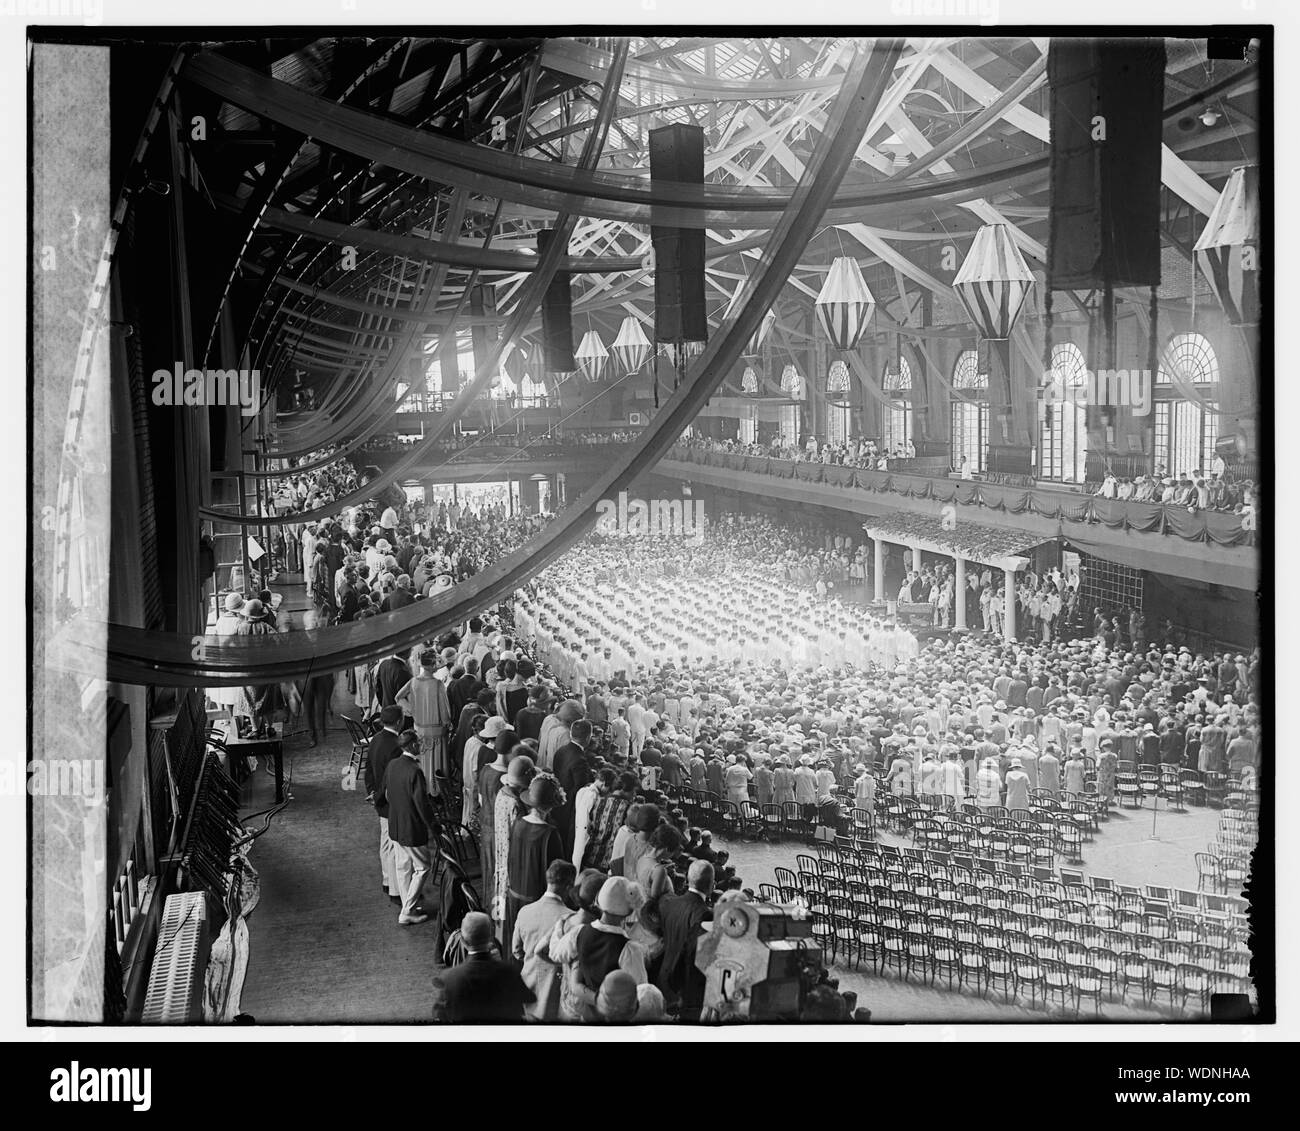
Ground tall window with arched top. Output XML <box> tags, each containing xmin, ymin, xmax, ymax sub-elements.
<box><xmin>881</xmin><ymin>357</ymin><xmax>912</xmax><ymax>453</ymax></box>
<box><xmin>778</xmin><ymin>404</ymin><xmax>800</xmax><ymax>447</ymax></box>
<box><xmin>826</xmin><ymin>360</ymin><xmax>852</xmax><ymax>446</ymax></box>
<box><xmin>949</xmin><ymin>349</ymin><xmax>989</xmax><ymax>473</ymax></box>
<box><xmin>491</xmin><ymin>372</ymin><xmax>518</xmax><ymax>402</ymax></box>
<box><xmin>1038</xmin><ymin>342</ymin><xmax>1089</xmax><ymax>483</ymax></box>
<box><xmin>519</xmin><ymin>375</ymin><xmax>547</xmax><ymax>408</ymax></box>
<box><xmin>398</xmin><ymin>361</ymin><xmax>443</xmax><ymax>412</ymax></box>
<box><xmin>1155</xmin><ymin>332</ymin><xmax>1220</xmax><ymax>477</ymax></box>
<box><xmin>738</xmin><ymin>404</ymin><xmax>757</xmax><ymax>445</ymax></box>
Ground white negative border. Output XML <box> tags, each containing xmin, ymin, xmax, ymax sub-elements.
<box><xmin>0</xmin><ymin>0</ymin><xmax>1290</xmax><ymax>1043</ymax></box>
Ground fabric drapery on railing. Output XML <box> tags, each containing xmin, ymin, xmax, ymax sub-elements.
<box><xmin>665</xmin><ymin>445</ymin><xmax>1257</xmax><ymax>550</ymax></box>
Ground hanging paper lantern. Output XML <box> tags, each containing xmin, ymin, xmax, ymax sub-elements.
<box><xmin>723</xmin><ymin>288</ymin><xmax>777</xmax><ymax>357</ymax></box>
<box><xmin>814</xmin><ymin>256</ymin><xmax>876</xmax><ymax>351</ymax></box>
<box><xmin>661</xmin><ymin>340</ymin><xmax>703</xmax><ymax>370</ymax></box>
<box><xmin>826</xmin><ymin>359</ymin><xmax>850</xmax><ymax>393</ymax></box>
<box><xmin>953</xmin><ymin>223</ymin><xmax>1035</xmax><ymax>340</ymax></box>
<box><xmin>747</xmin><ymin>309</ymin><xmax>777</xmax><ymax>357</ymax></box>
<box><xmin>741</xmin><ymin>366</ymin><xmax>759</xmax><ymax>395</ymax></box>
<box><xmin>502</xmin><ymin>343</ymin><xmax>528</xmax><ymax>384</ymax></box>
<box><xmin>1194</xmin><ymin>164</ymin><xmax>1259</xmax><ymax>326</ymax></box>
<box><xmin>611</xmin><ymin>315</ymin><xmax>652</xmax><ymax>374</ymax></box>
<box><xmin>780</xmin><ymin>364</ymin><xmax>804</xmax><ymax>400</ymax></box>
<box><xmin>576</xmin><ymin>330</ymin><xmax>608</xmax><ymax>383</ymax></box>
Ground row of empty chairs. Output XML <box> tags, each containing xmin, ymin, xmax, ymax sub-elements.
<box><xmin>768</xmin><ymin>834</ymin><xmax>1252</xmax><ymax>1016</ymax></box>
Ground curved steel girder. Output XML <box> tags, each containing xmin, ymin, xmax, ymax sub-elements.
<box><xmin>256</xmin><ymin>52</ymin><xmax>549</xmax><ymax>462</ymax></box>
<box><xmin>198</xmin><ymin>42</ymin><xmax>630</xmax><ymax>519</ymax></box>
<box><xmin>198</xmin><ymin>39</ymin><xmax>411</xmax><ymax>370</ymax></box>
<box><xmin>90</xmin><ymin>38</ymin><xmax>903</xmax><ymax>686</ymax></box>
<box><xmin>184</xmin><ymin>50</ymin><xmax>1052</xmax><ymax>226</ymax></box>
<box><xmin>237</xmin><ymin>44</ymin><xmax>547</xmax><ymax>385</ymax></box>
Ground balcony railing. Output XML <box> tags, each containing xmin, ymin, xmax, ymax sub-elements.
<box><xmin>666</xmin><ymin>444</ymin><xmax>1256</xmax><ymax>550</ymax></box>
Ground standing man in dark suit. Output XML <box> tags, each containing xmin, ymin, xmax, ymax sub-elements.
<box><xmin>657</xmin><ymin>860</ymin><xmax>715</xmax><ymax>1021</ymax></box>
<box><xmin>513</xmin><ymin>684</ymin><xmax>551</xmax><ymax>744</ymax></box>
<box><xmin>448</xmin><ymin>656</ymin><xmax>485</xmax><ymax>722</ymax></box>
<box><xmin>381</xmin><ymin>730</ymin><xmax>439</xmax><ymax>925</ymax></box>
<box><xmin>376</xmin><ymin>651</ymin><xmax>412</xmax><ymax>719</ymax></box>
<box><xmin>552</xmin><ymin>719</ymin><xmax>593</xmax><ymax>858</ymax></box>
<box><xmin>363</xmin><ymin>705</ymin><xmax>404</xmax><ymax>904</ymax></box>
<box><xmin>432</xmin><ymin>912</ymin><xmax>534</xmax><ymax>1023</ymax></box>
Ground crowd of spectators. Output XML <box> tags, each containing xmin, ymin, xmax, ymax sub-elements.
<box><xmin>1093</xmin><ymin>466</ymin><xmax>1259</xmax><ymax>518</ymax></box>
<box><xmin>680</xmin><ymin>433</ymin><xmax>908</xmax><ymax>469</ymax></box>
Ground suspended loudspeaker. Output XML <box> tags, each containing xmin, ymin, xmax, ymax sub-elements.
<box><xmin>649</xmin><ymin>124</ymin><xmax>708</xmax><ymax>344</ymax></box>
<box><xmin>538</xmin><ymin>228</ymin><xmax>576</xmax><ymax>373</ymax></box>
<box><xmin>1047</xmin><ymin>38</ymin><xmax>1166</xmax><ymax>290</ymax></box>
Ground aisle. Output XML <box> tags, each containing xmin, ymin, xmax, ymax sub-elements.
<box><xmin>237</xmin><ymin>687</ymin><xmax>443</xmax><ymax>1024</ymax></box>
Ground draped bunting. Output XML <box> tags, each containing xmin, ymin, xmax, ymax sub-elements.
<box><xmin>953</xmin><ymin>222</ymin><xmax>1035</xmax><ymax>339</ymax></box>
<box><xmin>815</xmin><ymin>256</ymin><xmax>876</xmax><ymax>350</ymax></box>
<box><xmin>611</xmin><ymin>315</ymin><xmax>652</xmax><ymax>374</ymax></box>
<box><xmin>666</xmin><ymin>445</ymin><xmax>1256</xmax><ymax>549</ymax></box>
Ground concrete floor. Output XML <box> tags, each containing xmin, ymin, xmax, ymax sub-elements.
<box><xmin>238</xmin><ymin>686</ymin><xmax>446</xmax><ymax>1024</ymax></box>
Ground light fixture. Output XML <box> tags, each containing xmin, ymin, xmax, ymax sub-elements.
<box><xmin>1200</xmin><ymin>108</ymin><xmax>1220</xmax><ymax>127</ymax></box>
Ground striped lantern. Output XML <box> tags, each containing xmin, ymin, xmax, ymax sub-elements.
<box><xmin>1194</xmin><ymin>164</ymin><xmax>1259</xmax><ymax>326</ymax></box>
<box><xmin>502</xmin><ymin>344</ymin><xmax>528</xmax><ymax>384</ymax></box>
<box><xmin>814</xmin><ymin>256</ymin><xmax>876</xmax><ymax>351</ymax></box>
<box><xmin>723</xmin><ymin>288</ymin><xmax>776</xmax><ymax>356</ymax></box>
<box><xmin>952</xmin><ymin>223</ymin><xmax>1035</xmax><ymax>340</ymax></box>
<box><xmin>611</xmin><ymin>314</ymin><xmax>653</xmax><ymax>374</ymax></box>
<box><xmin>741</xmin><ymin>366</ymin><xmax>759</xmax><ymax>395</ymax></box>
<box><xmin>661</xmin><ymin>340</ymin><xmax>703</xmax><ymax>370</ymax></box>
<box><xmin>575</xmin><ymin>330</ymin><xmax>608</xmax><ymax>383</ymax></box>
<box><xmin>780</xmin><ymin>364</ymin><xmax>804</xmax><ymax>400</ymax></box>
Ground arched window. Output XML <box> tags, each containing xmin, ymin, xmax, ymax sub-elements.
<box><xmin>778</xmin><ymin>404</ymin><xmax>800</xmax><ymax>447</ymax></box>
<box><xmin>949</xmin><ymin>349</ymin><xmax>988</xmax><ymax>473</ymax></box>
<box><xmin>1038</xmin><ymin>342</ymin><xmax>1089</xmax><ymax>483</ymax></box>
<box><xmin>491</xmin><ymin>372</ymin><xmax>518</xmax><ymax>401</ymax></box>
<box><xmin>881</xmin><ymin>357</ymin><xmax>912</xmax><ymax>453</ymax></box>
<box><xmin>398</xmin><ymin>361</ymin><xmax>443</xmax><ymax>412</ymax></box>
<box><xmin>519</xmin><ymin>375</ymin><xmax>547</xmax><ymax>408</ymax></box>
<box><xmin>738</xmin><ymin>403</ymin><xmax>758</xmax><ymax>445</ymax></box>
<box><xmin>1155</xmin><ymin>332</ymin><xmax>1220</xmax><ymax>477</ymax></box>
<box><xmin>826</xmin><ymin>360</ymin><xmax>852</xmax><ymax>445</ymax></box>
